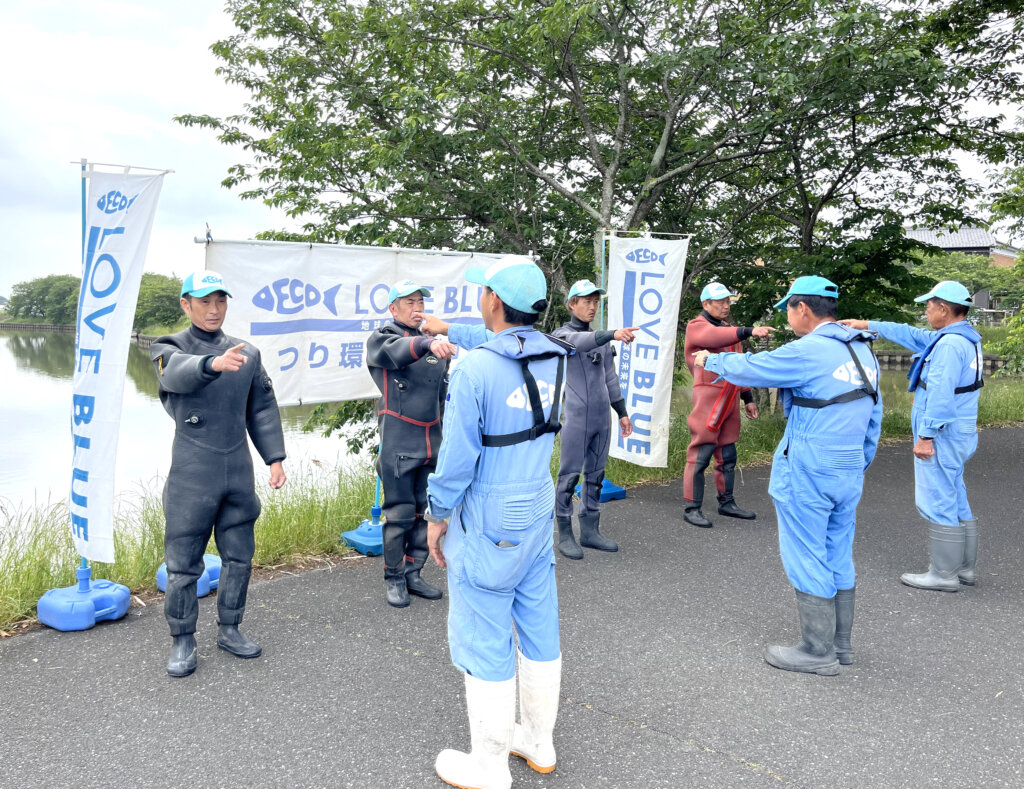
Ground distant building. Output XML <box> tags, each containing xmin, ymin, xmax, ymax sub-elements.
<box><xmin>905</xmin><ymin>226</ymin><xmax>1020</xmax><ymax>267</ymax></box>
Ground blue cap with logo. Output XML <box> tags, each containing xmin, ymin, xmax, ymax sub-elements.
<box><xmin>567</xmin><ymin>279</ymin><xmax>606</xmax><ymax>300</ymax></box>
<box><xmin>773</xmin><ymin>275</ymin><xmax>839</xmax><ymax>310</ymax></box>
<box><xmin>181</xmin><ymin>270</ymin><xmax>232</xmax><ymax>298</ymax></box>
<box><xmin>466</xmin><ymin>257</ymin><xmax>548</xmax><ymax>314</ymax></box>
<box><xmin>914</xmin><ymin>280</ymin><xmax>972</xmax><ymax>307</ymax></box>
<box><xmin>388</xmin><ymin>280</ymin><xmax>431</xmax><ymax>305</ymax></box>
<box><xmin>700</xmin><ymin>281</ymin><xmax>731</xmax><ymax>302</ymax></box>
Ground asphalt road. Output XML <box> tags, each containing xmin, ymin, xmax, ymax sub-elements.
<box><xmin>2</xmin><ymin>428</ymin><xmax>1022</xmax><ymax>789</ymax></box>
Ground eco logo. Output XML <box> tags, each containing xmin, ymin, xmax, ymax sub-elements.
<box><xmin>625</xmin><ymin>247</ymin><xmax>667</xmax><ymax>265</ymax></box>
<box><xmin>95</xmin><ymin>190</ymin><xmax>137</xmax><ymax>214</ymax></box>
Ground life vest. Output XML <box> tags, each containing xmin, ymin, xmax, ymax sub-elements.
<box><xmin>790</xmin><ymin>335</ymin><xmax>880</xmax><ymax>410</ymax></box>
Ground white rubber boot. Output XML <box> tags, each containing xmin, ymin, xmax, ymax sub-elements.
<box><xmin>435</xmin><ymin>673</ymin><xmax>515</xmax><ymax>789</ymax></box>
<box><xmin>510</xmin><ymin>652</ymin><xmax>561</xmax><ymax>773</ymax></box>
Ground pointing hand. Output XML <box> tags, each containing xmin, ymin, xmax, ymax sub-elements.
<box><xmin>212</xmin><ymin>343</ymin><xmax>248</xmax><ymax>373</ymax></box>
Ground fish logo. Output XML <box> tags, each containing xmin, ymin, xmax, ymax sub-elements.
<box><xmin>625</xmin><ymin>247</ymin><xmax>667</xmax><ymax>266</ymax></box>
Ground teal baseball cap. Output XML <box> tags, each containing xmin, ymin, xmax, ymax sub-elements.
<box><xmin>388</xmin><ymin>280</ymin><xmax>431</xmax><ymax>305</ymax></box>
<box><xmin>181</xmin><ymin>270</ymin><xmax>232</xmax><ymax>298</ymax></box>
<box><xmin>914</xmin><ymin>280</ymin><xmax>972</xmax><ymax>307</ymax></box>
<box><xmin>467</xmin><ymin>257</ymin><xmax>548</xmax><ymax>314</ymax></box>
<box><xmin>567</xmin><ymin>279</ymin><xmax>606</xmax><ymax>300</ymax></box>
<box><xmin>700</xmin><ymin>281</ymin><xmax>731</xmax><ymax>302</ymax></box>
<box><xmin>774</xmin><ymin>275</ymin><xmax>839</xmax><ymax>310</ymax></box>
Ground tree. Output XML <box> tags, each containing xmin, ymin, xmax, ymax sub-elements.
<box><xmin>133</xmin><ymin>273</ymin><xmax>184</xmax><ymax>332</ymax></box>
<box><xmin>6</xmin><ymin>275</ymin><xmax>81</xmax><ymax>324</ymax></box>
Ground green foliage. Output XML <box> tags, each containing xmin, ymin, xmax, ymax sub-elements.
<box><xmin>912</xmin><ymin>251</ymin><xmax>1024</xmax><ymax>310</ymax></box>
<box><xmin>303</xmin><ymin>399</ymin><xmax>378</xmax><ymax>455</ymax></box>
<box><xmin>6</xmin><ymin>274</ymin><xmax>80</xmax><ymax>324</ymax></box>
<box><xmin>133</xmin><ymin>273</ymin><xmax>184</xmax><ymax>332</ymax></box>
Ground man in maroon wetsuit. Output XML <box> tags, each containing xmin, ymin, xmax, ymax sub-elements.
<box><xmin>683</xmin><ymin>281</ymin><xmax>774</xmax><ymax>528</ymax></box>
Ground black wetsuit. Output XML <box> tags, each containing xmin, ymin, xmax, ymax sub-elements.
<box><xmin>366</xmin><ymin>320</ymin><xmax>450</xmax><ymax>583</ymax></box>
<box><xmin>150</xmin><ymin>325</ymin><xmax>285</xmax><ymax>637</ymax></box>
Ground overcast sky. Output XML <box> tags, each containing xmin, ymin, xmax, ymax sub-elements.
<box><xmin>0</xmin><ymin>1</ymin><xmax>298</xmax><ymax>299</ymax></box>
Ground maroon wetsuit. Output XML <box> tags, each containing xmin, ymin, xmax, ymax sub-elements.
<box><xmin>683</xmin><ymin>311</ymin><xmax>754</xmax><ymax>504</ymax></box>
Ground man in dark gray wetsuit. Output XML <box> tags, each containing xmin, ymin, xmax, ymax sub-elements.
<box><xmin>552</xmin><ymin>279</ymin><xmax>637</xmax><ymax>558</ymax></box>
<box><xmin>150</xmin><ymin>270</ymin><xmax>287</xmax><ymax>678</ymax></box>
<box><xmin>366</xmin><ymin>280</ymin><xmax>457</xmax><ymax>608</ymax></box>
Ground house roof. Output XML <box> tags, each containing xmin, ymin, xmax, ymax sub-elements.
<box><xmin>905</xmin><ymin>226</ymin><xmax>1018</xmax><ymax>253</ymax></box>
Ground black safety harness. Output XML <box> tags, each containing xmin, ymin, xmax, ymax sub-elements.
<box><xmin>790</xmin><ymin>337</ymin><xmax>880</xmax><ymax>410</ymax></box>
<box><xmin>480</xmin><ymin>333</ymin><xmax>572</xmax><ymax>447</ymax></box>
<box><xmin>914</xmin><ymin>336</ymin><xmax>984</xmax><ymax>394</ymax></box>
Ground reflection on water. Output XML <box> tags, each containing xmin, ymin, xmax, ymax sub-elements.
<box><xmin>0</xmin><ymin>330</ymin><xmax>364</xmax><ymax>509</ymax></box>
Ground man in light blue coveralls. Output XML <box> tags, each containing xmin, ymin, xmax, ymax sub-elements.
<box><xmin>695</xmin><ymin>276</ymin><xmax>882</xmax><ymax>675</ymax></box>
<box><xmin>842</xmin><ymin>280</ymin><xmax>982</xmax><ymax>592</ymax></box>
<box><xmin>423</xmin><ymin>258</ymin><xmax>571</xmax><ymax>789</ymax></box>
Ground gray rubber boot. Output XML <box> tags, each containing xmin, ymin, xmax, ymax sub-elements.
<box><xmin>959</xmin><ymin>518</ymin><xmax>979</xmax><ymax>586</ymax></box>
<box><xmin>900</xmin><ymin>524</ymin><xmax>964</xmax><ymax>592</ymax></box>
<box><xmin>167</xmin><ymin>634</ymin><xmax>198</xmax><ymax>677</ymax></box>
<box><xmin>383</xmin><ymin>522</ymin><xmax>411</xmax><ymax>607</ymax></box>
<box><xmin>834</xmin><ymin>587</ymin><xmax>855</xmax><ymax>666</ymax></box>
<box><xmin>555</xmin><ymin>516</ymin><xmax>583</xmax><ymax>560</ymax></box>
<box><xmin>217</xmin><ymin>623</ymin><xmax>262</xmax><ymax>658</ymax></box>
<box><xmin>764</xmin><ymin>590</ymin><xmax>840</xmax><ymax>676</ymax></box>
<box><xmin>579</xmin><ymin>513</ymin><xmax>618</xmax><ymax>552</ymax></box>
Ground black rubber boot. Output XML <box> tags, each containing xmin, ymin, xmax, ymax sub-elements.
<box><xmin>404</xmin><ymin>521</ymin><xmax>443</xmax><ymax>599</ymax></box>
<box><xmin>764</xmin><ymin>590</ymin><xmax>840</xmax><ymax>676</ymax></box>
<box><xmin>959</xmin><ymin>518</ymin><xmax>979</xmax><ymax>586</ymax></box>
<box><xmin>717</xmin><ymin>444</ymin><xmax>755</xmax><ymax>519</ymax></box>
<box><xmin>900</xmin><ymin>524</ymin><xmax>963</xmax><ymax>592</ymax></box>
<box><xmin>217</xmin><ymin>623</ymin><xmax>262</xmax><ymax>658</ymax></box>
<box><xmin>685</xmin><ymin>443</ymin><xmax>715</xmax><ymax>528</ymax></box>
<box><xmin>556</xmin><ymin>516</ymin><xmax>583</xmax><ymax>559</ymax></box>
<box><xmin>684</xmin><ymin>507</ymin><xmax>713</xmax><ymax>528</ymax></box>
<box><xmin>834</xmin><ymin>587</ymin><xmax>855</xmax><ymax>666</ymax></box>
<box><xmin>383</xmin><ymin>522</ymin><xmax>411</xmax><ymax>607</ymax></box>
<box><xmin>717</xmin><ymin>496</ymin><xmax>756</xmax><ymax>519</ymax></box>
<box><xmin>167</xmin><ymin>634</ymin><xmax>198</xmax><ymax>677</ymax></box>
<box><xmin>579</xmin><ymin>513</ymin><xmax>618</xmax><ymax>552</ymax></box>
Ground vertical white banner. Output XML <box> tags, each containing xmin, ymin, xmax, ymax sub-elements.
<box><xmin>208</xmin><ymin>241</ymin><xmax>510</xmax><ymax>406</ymax></box>
<box><xmin>607</xmin><ymin>236</ymin><xmax>688</xmax><ymax>467</ymax></box>
<box><xmin>71</xmin><ymin>169</ymin><xmax>165</xmax><ymax>562</ymax></box>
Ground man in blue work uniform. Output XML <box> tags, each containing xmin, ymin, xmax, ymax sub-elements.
<box><xmin>695</xmin><ymin>276</ymin><xmax>882</xmax><ymax>675</ymax></box>
<box><xmin>424</xmin><ymin>258</ymin><xmax>571</xmax><ymax>789</ymax></box>
<box><xmin>552</xmin><ymin>279</ymin><xmax>637</xmax><ymax>558</ymax></box>
<box><xmin>151</xmin><ymin>271</ymin><xmax>287</xmax><ymax>678</ymax></box>
<box><xmin>842</xmin><ymin>280</ymin><xmax>982</xmax><ymax>592</ymax></box>
<box><xmin>366</xmin><ymin>281</ymin><xmax>456</xmax><ymax>607</ymax></box>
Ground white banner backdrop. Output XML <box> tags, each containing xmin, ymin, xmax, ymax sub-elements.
<box><xmin>207</xmin><ymin>241</ymin><xmax>512</xmax><ymax>406</ymax></box>
<box><xmin>606</xmin><ymin>236</ymin><xmax>689</xmax><ymax>467</ymax></box>
<box><xmin>71</xmin><ymin>169</ymin><xmax>166</xmax><ymax>562</ymax></box>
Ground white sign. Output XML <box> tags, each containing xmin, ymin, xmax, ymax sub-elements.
<box><xmin>606</xmin><ymin>236</ymin><xmax>688</xmax><ymax>467</ymax></box>
<box><xmin>71</xmin><ymin>169</ymin><xmax>165</xmax><ymax>562</ymax></box>
<box><xmin>207</xmin><ymin>241</ymin><xmax>516</xmax><ymax>406</ymax></box>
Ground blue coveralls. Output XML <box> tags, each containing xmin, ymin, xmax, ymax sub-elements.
<box><xmin>427</xmin><ymin>327</ymin><xmax>569</xmax><ymax>682</ymax></box>
<box><xmin>704</xmin><ymin>322</ymin><xmax>883</xmax><ymax>598</ymax></box>
<box><xmin>868</xmin><ymin>320</ymin><xmax>982</xmax><ymax>526</ymax></box>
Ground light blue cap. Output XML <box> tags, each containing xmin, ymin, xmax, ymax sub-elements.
<box><xmin>774</xmin><ymin>275</ymin><xmax>839</xmax><ymax>310</ymax></box>
<box><xmin>700</xmin><ymin>281</ymin><xmax>731</xmax><ymax>302</ymax></box>
<box><xmin>567</xmin><ymin>279</ymin><xmax>606</xmax><ymax>300</ymax></box>
<box><xmin>181</xmin><ymin>270</ymin><xmax>231</xmax><ymax>298</ymax></box>
<box><xmin>914</xmin><ymin>280</ymin><xmax>972</xmax><ymax>307</ymax></box>
<box><xmin>388</xmin><ymin>280</ymin><xmax>431</xmax><ymax>305</ymax></box>
<box><xmin>467</xmin><ymin>257</ymin><xmax>548</xmax><ymax>314</ymax></box>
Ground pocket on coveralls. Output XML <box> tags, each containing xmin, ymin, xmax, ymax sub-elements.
<box><xmin>465</xmin><ymin>489</ymin><xmax>554</xmax><ymax>593</ymax></box>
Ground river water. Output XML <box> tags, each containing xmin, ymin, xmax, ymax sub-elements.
<box><xmin>0</xmin><ymin>329</ymin><xmax>361</xmax><ymax>511</ymax></box>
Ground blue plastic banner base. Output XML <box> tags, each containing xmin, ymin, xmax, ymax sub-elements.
<box><xmin>343</xmin><ymin>519</ymin><xmax>383</xmax><ymax>556</ymax></box>
<box><xmin>156</xmin><ymin>554</ymin><xmax>222</xmax><ymax>597</ymax></box>
<box><xmin>37</xmin><ymin>567</ymin><xmax>131</xmax><ymax>632</ymax></box>
<box><xmin>574</xmin><ymin>478</ymin><xmax>627</xmax><ymax>503</ymax></box>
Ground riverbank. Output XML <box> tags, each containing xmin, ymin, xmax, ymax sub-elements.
<box><xmin>4</xmin><ymin>373</ymin><xmax>1024</xmax><ymax>633</ymax></box>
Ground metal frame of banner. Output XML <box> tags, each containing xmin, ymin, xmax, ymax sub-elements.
<box><xmin>598</xmin><ymin>229</ymin><xmax>693</xmax><ymax>330</ymax></box>
<box><xmin>193</xmin><ymin>237</ymin><xmax>517</xmax><ymax>262</ymax></box>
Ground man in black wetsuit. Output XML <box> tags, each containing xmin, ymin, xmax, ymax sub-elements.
<box><xmin>366</xmin><ymin>280</ymin><xmax>457</xmax><ymax>607</ymax></box>
<box><xmin>150</xmin><ymin>270</ymin><xmax>287</xmax><ymax>678</ymax></box>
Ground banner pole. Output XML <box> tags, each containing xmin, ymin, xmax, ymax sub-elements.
<box><xmin>78</xmin><ymin>159</ymin><xmax>89</xmax><ymax>578</ymax></box>
<box><xmin>599</xmin><ymin>230</ymin><xmax>610</xmax><ymax>331</ymax></box>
